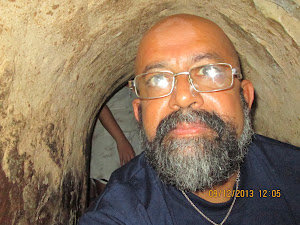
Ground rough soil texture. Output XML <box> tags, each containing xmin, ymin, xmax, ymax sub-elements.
<box><xmin>0</xmin><ymin>0</ymin><xmax>299</xmax><ymax>224</ymax></box>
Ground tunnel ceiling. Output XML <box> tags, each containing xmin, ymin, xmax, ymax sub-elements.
<box><xmin>0</xmin><ymin>0</ymin><xmax>299</xmax><ymax>164</ymax></box>
<box><xmin>4</xmin><ymin>0</ymin><xmax>298</xmax><ymax>144</ymax></box>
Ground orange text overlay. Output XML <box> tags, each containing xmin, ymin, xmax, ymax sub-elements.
<box><xmin>208</xmin><ymin>189</ymin><xmax>281</xmax><ymax>198</ymax></box>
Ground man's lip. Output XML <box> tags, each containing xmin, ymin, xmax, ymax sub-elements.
<box><xmin>170</xmin><ymin>122</ymin><xmax>211</xmax><ymax>137</ymax></box>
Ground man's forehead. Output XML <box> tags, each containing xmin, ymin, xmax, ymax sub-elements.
<box><xmin>142</xmin><ymin>52</ymin><xmax>225</xmax><ymax>73</ymax></box>
<box><xmin>147</xmin><ymin>14</ymin><xmax>214</xmax><ymax>34</ymax></box>
<box><xmin>136</xmin><ymin>14</ymin><xmax>239</xmax><ymax>74</ymax></box>
<box><xmin>143</xmin><ymin>15</ymin><xmax>221</xmax><ymax>40</ymax></box>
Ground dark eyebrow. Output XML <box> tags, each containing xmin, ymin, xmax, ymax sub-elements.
<box><xmin>142</xmin><ymin>62</ymin><xmax>167</xmax><ymax>74</ymax></box>
<box><xmin>192</xmin><ymin>53</ymin><xmax>225</xmax><ymax>63</ymax></box>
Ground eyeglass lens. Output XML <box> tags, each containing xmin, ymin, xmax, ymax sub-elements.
<box><xmin>135</xmin><ymin>64</ymin><xmax>233</xmax><ymax>99</ymax></box>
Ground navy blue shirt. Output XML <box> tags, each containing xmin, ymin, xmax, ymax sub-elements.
<box><xmin>80</xmin><ymin>135</ymin><xmax>300</xmax><ymax>224</ymax></box>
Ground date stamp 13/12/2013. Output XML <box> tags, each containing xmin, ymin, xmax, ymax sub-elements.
<box><xmin>208</xmin><ymin>189</ymin><xmax>281</xmax><ymax>198</ymax></box>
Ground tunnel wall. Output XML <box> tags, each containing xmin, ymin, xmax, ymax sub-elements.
<box><xmin>0</xmin><ymin>0</ymin><xmax>299</xmax><ymax>224</ymax></box>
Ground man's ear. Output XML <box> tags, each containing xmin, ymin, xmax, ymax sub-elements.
<box><xmin>241</xmin><ymin>80</ymin><xmax>255</xmax><ymax>109</ymax></box>
<box><xmin>132</xmin><ymin>98</ymin><xmax>141</xmax><ymax>122</ymax></box>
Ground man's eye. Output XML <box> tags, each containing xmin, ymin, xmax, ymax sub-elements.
<box><xmin>146</xmin><ymin>74</ymin><xmax>169</xmax><ymax>88</ymax></box>
<box><xmin>199</xmin><ymin>66</ymin><xmax>224</xmax><ymax>77</ymax></box>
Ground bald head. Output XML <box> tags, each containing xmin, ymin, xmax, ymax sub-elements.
<box><xmin>135</xmin><ymin>14</ymin><xmax>240</xmax><ymax>74</ymax></box>
<box><xmin>131</xmin><ymin>13</ymin><xmax>254</xmax><ymax>148</ymax></box>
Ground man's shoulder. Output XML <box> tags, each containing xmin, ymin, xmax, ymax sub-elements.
<box><xmin>248</xmin><ymin>134</ymin><xmax>300</xmax><ymax>191</ymax></box>
<box><xmin>80</xmin><ymin>153</ymin><xmax>165</xmax><ymax>224</ymax></box>
<box><xmin>99</xmin><ymin>152</ymin><xmax>160</xmax><ymax>202</ymax></box>
<box><xmin>251</xmin><ymin>134</ymin><xmax>300</xmax><ymax>157</ymax></box>
<box><xmin>248</xmin><ymin>134</ymin><xmax>300</xmax><ymax>223</ymax></box>
<box><xmin>249</xmin><ymin>134</ymin><xmax>300</xmax><ymax>172</ymax></box>
<box><xmin>109</xmin><ymin>152</ymin><xmax>151</xmax><ymax>185</ymax></box>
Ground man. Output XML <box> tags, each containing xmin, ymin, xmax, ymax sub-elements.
<box><xmin>80</xmin><ymin>14</ymin><xmax>300</xmax><ymax>224</ymax></box>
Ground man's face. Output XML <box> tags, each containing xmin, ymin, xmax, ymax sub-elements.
<box><xmin>133</xmin><ymin>17</ymin><xmax>254</xmax><ymax>142</ymax></box>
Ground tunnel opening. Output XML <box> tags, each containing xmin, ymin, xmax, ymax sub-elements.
<box><xmin>86</xmin><ymin>82</ymin><xmax>141</xmax><ymax>206</ymax></box>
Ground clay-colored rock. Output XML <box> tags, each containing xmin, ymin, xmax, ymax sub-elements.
<box><xmin>0</xmin><ymin>0</ymin><xmax>299</xmax><ymax>224</ymax></box>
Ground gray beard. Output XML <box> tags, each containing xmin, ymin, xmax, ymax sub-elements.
<box><xmin>139</xmin><ymin>93</ymin><xmax>254</xmax><ymax>192</ymax></box>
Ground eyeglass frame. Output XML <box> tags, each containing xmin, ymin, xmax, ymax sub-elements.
<box><xmin>128</xmin><ymin>63</ymin><xmax>243</xmax><ymax>100</ymax></box>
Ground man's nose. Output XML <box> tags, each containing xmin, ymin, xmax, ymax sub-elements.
<box><xmin>168</xmin><ymin>74</ymin><xmax>204</xmax><ymax>110</ymax></box>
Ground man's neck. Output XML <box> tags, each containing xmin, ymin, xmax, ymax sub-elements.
<box><xmin>193</xmin><ymin>172</ymin><xmax>239</xmax><ymax>203</ymax></box>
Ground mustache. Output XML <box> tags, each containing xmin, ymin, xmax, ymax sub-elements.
<box><xmin>153</xmin><ymin>109</ymin><xmax>231</xmax><ymax>142</ymax></box>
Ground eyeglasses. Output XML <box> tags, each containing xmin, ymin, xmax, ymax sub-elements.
<box><xmin>128</xmin><ymin>63</ymin><xmax>242</xmax><ymax>99</ymax></box>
